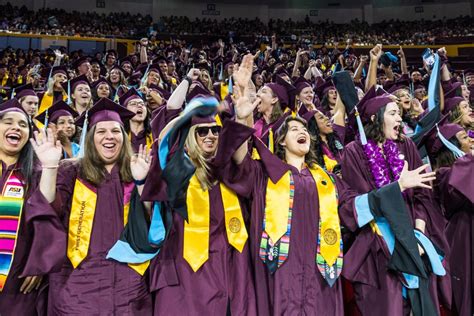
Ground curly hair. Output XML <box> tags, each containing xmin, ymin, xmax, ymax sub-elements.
<box><xmin>274</xmin><ymin>116</ymin><xmax>319</xmax><ymax>169</ymax></box>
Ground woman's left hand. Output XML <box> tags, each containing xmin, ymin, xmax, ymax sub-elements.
<box><xmin>130</xmin><ymin>144</ymin><xmax>152</xmax><ymax>182</ymax></box>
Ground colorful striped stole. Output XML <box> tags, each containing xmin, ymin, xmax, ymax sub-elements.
<box><xmin>0</xmin><ymin>167</ymin><xmax>24</xmax><ymax>291</ymax></box>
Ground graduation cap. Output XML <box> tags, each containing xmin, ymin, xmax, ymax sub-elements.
<box><xmin>186</xmin><ymin>84</ymin><xmax>213</xmax><ymax>103</ymax></box>
<box><xmin>35</xmin><ymin>100</ymin><xmax>79</xmax><ymax>125</ymax></box>
<box><xmin>376</xmin><ymin>68</ymin><xmax>386</xmax><ymax>78</ymax></box>
<box><xmin>0</xmin><ymin>98</ymin><xmax>28</xmax><ymax>117</ymax></box>
<box><xmin>91</xmin><ymin>77</ymin><xmax>115</xmax><ymax>97</ymax></box>
<box><xmin>314</xmin><ymin>79</ymin><xmax>335</xmax><ymax>99</ymax></box>
<box><xmin>418</xmin><ymin>114</ymin><xmax>465</xmax><ymax>158</ymax></box>
<box><xmin>14</xmin><ymin>83</ymin><xmax>37</xmax><ymax>99</ymax></box>
<box><xmin>119</xmin><ymin>87</ymin><xmax>143</xmax><ymax>106</ymax></box>
<box><xmin>265</xmin><ymin>82</ymin><xmax>291</xmax><ymax>109</ymax></box>
<box><xmin>443</xmin><ymin>96</ymin><xmax>464</xmax><ymax>115</ymax></box>
<box><xmin>128</xmin><ymin>71</ymin><xmax>143</xmax><ymax>87</ymax></box>
<box><xmin>413</xmin><ymin>82</ymin><xmax>426</xmax><ymax>91</ymax></box>
<box><xmin>385</xmin><ymin>74</ymin><xmax>411</xmax><ymax>93</ymax></box>
<box><xmin>44</xmin><ymin>65</ymin><xmax>68</xmax><ymax>79</ymax></box>
<box><xmin>443</xmin><ymin>81</ymin><xmax>462</xmax><ymax>99</ymax></box>
<box><xmin>294</xmin><ymin>77</ymin><xmax>312</xmax><ymax>95</ymax></box>
<box><xmin>61</xmin><ymin>74</ymin><xmax>90</xmax><ymax>104</ymax></box>
<box><xmin>110</xmin><ymin>65</ymin><xmax>130</xmax><ymax>79</ymax></box>
<box><xmin>72</xmin><ymin>56</ymin><xmax>90</xmax><ymax>70</ymax></box>
<box><xmin>149</xmin><ymin>84</ymin><xmax>171</xmax><ymax>100</ymax></box>
<box><xmin>120</xmin><ymin>56</ymin><xmax>134</xmax><ymax>67</ymax></box>
<box><xmin>76</xmin><ymin>97</ymin><xmax>135</xmax><ymax>129</ymax></box>
<box><xmin>463</xmin><ymin>68</ymin><xmax>474</xmax><ymax>78</ymax></box>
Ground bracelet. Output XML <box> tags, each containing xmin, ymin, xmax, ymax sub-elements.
<box><xmin>42</xmin><ymin>165</ymin><xmax>59</xmax><ymax>169</ymax></box>
<box><xmin>134</xmin><ymin>178</ymin><xmax>147</xmax><ymax>186</ymax></box>
<box><xmin>183</xmin><ymin>76</ymin><xmax>193</xmax><ymax>85</ymax></box>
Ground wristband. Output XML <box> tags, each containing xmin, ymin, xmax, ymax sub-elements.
<box><xmin>42</xmin><ymin>165</ymin><xmax>59</xmax><ymax>169</ymax></box>
<box><xmin>134</xmin><ymin>178</ymin><xmax>147</xmax><ymax>186</ymax></box>
<box><xmin>183</xmin><ymin>76</ymin><xmax>193</xmax><ymax>85</ymax></box>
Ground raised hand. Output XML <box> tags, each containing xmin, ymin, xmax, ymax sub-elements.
<box><xmin>186</xmin><ymin>68</ymin><xmax>201</xmax><ymax>81</ymax></box>
<box><xmin>54</xmin><ymin>49</ymin><xmax>64</xmax><ymax>59</ymax></box>
<box><xmin>370</xmin><ymin>44</ymin><xmax>383</xmax><ymax>62</ymax></box>
<box><xmin>30</xmin><ymin>128</ymin><xmax>62</xmax><ymax>168</ymax></box>
<box><xmin>233</xmin><ymin>54</ymin><xmax>253</xmax><ymax>94</ymax></box>
<box><xmin>131</xmin><ymin>144</ymin><xmax>152</xmax><ymax>182</ymax></box>
<box><xmin>140</xmin><ymin>38</ymin><xmax>149</xmax><ymax>47</ymax></box>
<box><xmin>398</xmin><ymin>161</ymin><xmax>436</xmax><ymax>191</ymax></box>
<box><xmin>397</xmin><ymin>46</ymin><xmax>405</xmax><ymax>59</ymax></box>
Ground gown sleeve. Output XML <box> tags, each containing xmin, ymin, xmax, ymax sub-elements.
<box><xmin>21</xmin><ymin>160</ymin><xmax>78</xmax><ymax>276</ymax></box>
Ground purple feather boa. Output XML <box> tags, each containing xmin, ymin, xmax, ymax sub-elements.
<box><xmin>364</xmin><ymin>139</ymin><xmax>405</xmax><ymax>189</ymax></box>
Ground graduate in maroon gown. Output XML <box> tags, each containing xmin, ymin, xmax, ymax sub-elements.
<box><xmin>219</xmin><ymin>54</ymin><xmax>439</xmax><ymax>316</ymax></box>
<box><xmin>341</xmin><ymin>87</ymin><xmax>451</xmax><ymax>315</ymax></box>
<box><xmin>120</xmin><ymin>88</ymin><xmax>153</xmax><ymax>153</ymax></box>
<box><xmin>420</xmin><ymin>118</ymin><xmax>474</xmax><ymax>316</ymax></box>
<box><xmin>0</xmin><ymin>99</ymin><xmax>53</xmax><ymax>315</ymax></box>
<box><xmin>26</xmin><ymin>98</ymin><xmax>155</xmax><ymax>315</ymax></box>
<box><xmin>143</xmin><ymin>87</ymin><xmax>257</xmax><ymax>314</ymax></box>
<box><xmin>37</xmin><ymin>66</ymin><xmax>68</xmax><ymax>115</ymax></box>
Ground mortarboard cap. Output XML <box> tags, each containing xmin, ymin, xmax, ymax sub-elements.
<box><xmin>76</xmin><ymin>98</ymin><xmax>135</xmax><ymax>129</ymax></box>
<box><xmin>14</xmin><ymin>83</ymin><xmax>37</xmax><ymax>99</ymax></box>
<box><xmin>443</xmin><ymin>96</ymin><xmax>465</xmax><ymax>115</ymax></box>
<box><xmin>35</xmin><ymin>100</ymin><xmax>78</xmax><ymax>125</ymax></box>
<box><xmin>72</xmin><ymin>56</ymin><xmax>90</xmax><ymax>70</ymax></box>
<box><xmin>119</xmin><ymin>87</ymin><xmax>143</xmax><ymax>106</ymax></box>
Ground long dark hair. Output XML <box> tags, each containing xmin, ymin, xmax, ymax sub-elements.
<box><xmin>0</xmin><ymin>111</ymin><xmax>36</xmax><ymax>188</ymax></box>
<box><xmin>123</xmin><ymin>109</ymin><xmax>152</xmax><ymax>139</ymax></box>
<box><xmin>274</xmin><ymin>116</ymin><xmax>319</xmax><ymax>168</ymax></box>
<box><xmin>307</xmin><ymin>116</ymin><xmax>340</xmax><ymax>169</ymax></box>
<box><xmin>431</xmin><ymin>136</ymin><xmax>459</xmax><ymax>170</ymax></box>
<box><xmin>364</xmin><ymin>105</ymin><xmax>404</xmax><ymax>144</ymax></box>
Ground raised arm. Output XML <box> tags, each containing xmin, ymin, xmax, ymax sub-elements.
<box><xmin>232</xmin><ymin>54</ymin><xmax>257</xmax><ymax>165</ymax></box>
<box><xmin>353</xmin><ymin>55</ymin><xmax>368</xmax><ymax>83</ymax></box>
<box><xmin>397</xmin><ymin>46</ymin><xmax>408</xmax><ymax>75</ymax></box>
<box><xmin>140</xmin><ymin>38</ymin><xmax>149</xmax><ymax>64</ymax></box>
<box><xmin>166</xmin><ymin>68</ymin><xmax>200</xmax><ymax>110</ymax></box>
<box><xmin>30</xmin><ymin>128</ymin><xmax>63</xmax><ymax>203</ymax></box>
<box><xmin>365</xmin><ymin>44</ymin><xmax>383</xmax><ymax>92</ymax></box>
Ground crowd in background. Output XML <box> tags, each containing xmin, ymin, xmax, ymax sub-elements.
<box><xmin>0</xmin><ymin>4</ymin><xmax>473</xmax><ymax>316</ymax></box>
<box><xmin>1</xmin><ymin>2</ymin><xmax>473</xmax><ymax>44</ymax></box>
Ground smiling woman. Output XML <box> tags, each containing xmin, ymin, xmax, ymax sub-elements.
<box><xmin>0</xmin><ymin>99</ymin><xmax>56</xmax><ymax>316</ymax></box>
<box><xmin>25</xmin><ymin>98</ymin><xmax>159</xmax><ymax>315</ymax></box>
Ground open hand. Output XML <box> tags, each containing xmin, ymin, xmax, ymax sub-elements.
<box><xmin>398</xmin><ymin>161</ymin><xmax>436</xmax><ymax>191</ymax></box>
<box><xmin>131</xmin><ymin>144</ymin><xmax>152</xmax><ymax>182</ymax></box>
<box><xmin>30</xmin><ymin>128</ymin><xmax>62</xmax><ymax>167</ymax></box>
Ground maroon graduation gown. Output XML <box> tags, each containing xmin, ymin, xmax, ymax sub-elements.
<box><xmin>340</xmin><ymin>138</ymin><xmax>451</xmax><ymax>315</ymax></box>
<box><xmin>217</xmin><ymin>120</ymin><xmax>364</xmax><ymax>315</ymax></box>
<box><xmin>25</xmin><ymin>161</ymin><xmax>152</xmax><ymax>315</ymax></box>
<box><xmin>142</xmin><ymin>109</ymin><xmax>257</xmax><ymax>315</ymax></box>
<box><xmin>0</xmin><ymin>162</ymin><xmax>47</xmax><ymax>316</ymax></box>
<box><xmin>435</xmin><ymin>154</ymin><xmax>474</xmax><ymax>316</ymax></box>
<box><xmin>129</xmin><ymin>129</ymin><xmax>150</xmax><ymax>153</ymax></box>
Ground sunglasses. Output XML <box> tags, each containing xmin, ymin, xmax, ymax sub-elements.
<box><xmin>195</xmin><ymin>126</ymin><xmax>221</xmax><ymax>137</ymax></box>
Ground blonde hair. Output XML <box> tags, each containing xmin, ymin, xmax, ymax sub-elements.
<box><xmin>185</xmin><ymin>125</ymin><xmax>216</xmax><ymax>190</ymax></box>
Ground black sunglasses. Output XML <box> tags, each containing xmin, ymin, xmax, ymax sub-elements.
<box><xmin>195</xmin><ymin>126</ymin><xmax>221</xmax><ymax>137</ymax></box>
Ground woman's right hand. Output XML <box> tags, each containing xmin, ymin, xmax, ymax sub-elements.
<box><xmin>30</xmin><ymin>128</ymin><xmax>62</xmax><ymax>168</ymax></box>
<box><xmin>398</xmin><ymin>161</ymin><xmax>436</xmax><ymax>191</ymax></box>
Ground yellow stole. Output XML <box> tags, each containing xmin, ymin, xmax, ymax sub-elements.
<box><xmin>38</xmin><ymin>91</ymin><xmax>67</xmax><ymax>115</ymax></box>
<box><xmin>219</xmin><ymin>82</ymin><xmax>229</xmax><ymax>101</ymax></box>
<box><xmin>67</xmin><ymin>178</ymin><xmax>149</xmax><ymax>275</ymax></box>
<box><xmin>183</xmin><ymin>175</ymin><xmax>248</xmax><ymax>272</ymax></box>
<box><xmin>265</xmin><ymin>165</ymin><xmax>341</xmax><ymax>266</ymax></box>
<box><xmin>323</xmin><ymin>155</ymin><xmax>338</xmax><ymax>173</ymax></box>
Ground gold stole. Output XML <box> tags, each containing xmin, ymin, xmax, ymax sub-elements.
<box><xmin>68</xmin><ymin>179</ymin><xmax>149</xmax><ymax>275</ymax></box>
<box><xmin>38</xmin><ymin>91</ymin><xmax>67</xmax><ymax>115</ymax></box>
<box><xmin>265</xmin><ymin>166</ymin><xmax>341</xmax><ymax>265</ymax></box>
<box><xmin>183</xmin><ymin>175</ymin><xmax>247</xmax><ymax>272</ymax></box>
<box><xmin>219</xmin><ymin>82</ymin><xmax>229</xmax><ymax>101</ymax></box>
<box><xmin>323</xmin><ymin>155</ymin><xmax>338</xmax><ymax>173</ymax></box>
